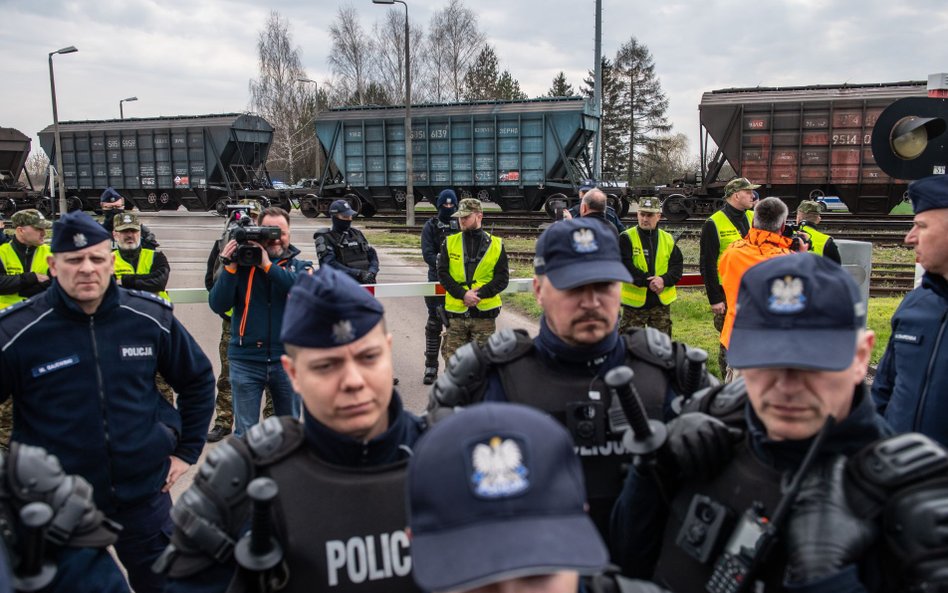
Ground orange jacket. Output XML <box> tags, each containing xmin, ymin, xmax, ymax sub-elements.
<box><xmin>719</xmin><ymin>228</ymin><xmax>794</xmax><ymax>349</ymax></box>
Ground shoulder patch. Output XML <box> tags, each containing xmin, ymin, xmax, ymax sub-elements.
<box><xmin>313</xmin><ymin>228</ymin><xmax>331</xmax><ymax>238</ymax></box>
<box><xmin>126</xmin><ymin>289</ymin><xmax>173</xmax><ymax>309</ymax></box>
<box><xmin>0</xmin><ymin>298</ymin><xmax>33</xmax><ymax>319</ymax></box>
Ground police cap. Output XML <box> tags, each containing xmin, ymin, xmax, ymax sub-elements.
<box><xmin>908</xmin><ymin>174</ymin><xmax>948</xmax><ymax>214</ymax></box>
<box><xmin>281</xmin><ymin>266</ymin><xmax>384</xmax><ymax>348</ymax></box>
<box><xmin>50</xmin><ymin>211</ymin><xmax>111</xmax><ymax>253</ymax></box>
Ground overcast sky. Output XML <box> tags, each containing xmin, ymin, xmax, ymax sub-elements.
<box><xmin>5</xmin><ymin>0</ymin><xmax>947</xmax><ymax>166</ymax></box>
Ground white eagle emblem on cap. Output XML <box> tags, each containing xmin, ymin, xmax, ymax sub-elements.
<box><xmin>471</xmin><ymin>436</ymin><xmax>528</xmax><ymax>498</ymax></box>
<box><xmin>331</xmin><ymin>320</ymin><xmax>355</xmax><ymax>344</ymax></box>
<box><xmin>768</xmin><ymin>275</ymin><xmax>806</xmax><ymax>313</ymax></box>
<box><xmin>73</xmin><ymin>233</ymin><xmax>88</xmax><ymax>248</ymax></box>
<box><xmin>123</xmin><ymin>215</ymin><xmax>132</xmax><ymax>223</ymax></box>
<box><xmin>571</xmin><ymin>228</ymin><xmax>599</xmax><ymax>254</ymax></box>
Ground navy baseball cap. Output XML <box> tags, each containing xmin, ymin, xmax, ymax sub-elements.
<box><xmin>908</xmin><ymin>174</ymin><xmax>948</xmax><ymax>214</ymax></box>
<box><xmin>534</xmin><ymin>218</ymin><xmax>632</xmax><ymax>289</ymax></box>
<box><xmin>281</xmin><ymin>266</ymin><xmax>384</xmax><ymax>347</ymax></box>
<box><xmin>328</xmin><ymin>199</ymin><xmax>357</xmax><ymax>217</ymax></box>
<box><xmin>408</xmin><ymin>403</ymin><xmax>608</xmax><ymax>592</ymax></box>
<box><xmin>728</xmin><ymin>254</ymin><xmax>866</xmax><ymax>371</ymax></box>
<box><xmin>579</xmin><ymin>179</ymin><xmax>596</xmax><ymax>192</ymax></box>
<box><xmin>50</xmin><ymin>211</ymin><xmax>111</xmax><ymax>253</ymax></box>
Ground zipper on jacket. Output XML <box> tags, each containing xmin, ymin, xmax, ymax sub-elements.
<box><xmin>90</xmin><ymin>318</ymin><xmax>117</xmax><ymax>496</ymax></box>
<box><xmin>914</xmin><ymin>310</ymin><xmax>948</xmax><ymax>431</ymax></box>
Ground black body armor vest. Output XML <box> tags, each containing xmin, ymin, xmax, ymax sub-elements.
<box><xmin>328</xmin><ymin>229</ymin><xmax>372</xmax><ymax>270</ymax></box>
<box><xmin>493</xmin><ymin>337</ymin><xmax>670</xmax><ymax>534</ymax></box>
<box><xmin>652</xmin><ymin>441</ymin><xmax>786</xmax><ymax>592</ymax></box>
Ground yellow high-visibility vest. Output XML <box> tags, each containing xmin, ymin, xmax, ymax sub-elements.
<box><xmin>620</xmin><ymin>227</ymin><xmax>677</xmax><ymax>307</ymax></box>
<box><xmin>0</xmin><ymin>243</ymin><xmax>50</xmax><ymax>309</ymax></box>
<box><xmin>113</xmin><ymin>248</ymin><xmax>170</xmax><ymax>301</ymax></box>
<box><xmin>709</xmin><ymin>209</ymin><xmax>754</xmax><ymax>281</ymax></box>
<box><xmin>444</xmin><ymin>233</ymin><xmax>503</xmax><ymax>313</ymax></box>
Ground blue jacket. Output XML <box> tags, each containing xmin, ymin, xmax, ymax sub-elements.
<box><xmin>0</xmin><ymin>281</ymin><xmax>215</xmax><ymax>513</ymax></box>
<box><xmin>872</xmin><ymin>272</ymin><xmax>948</xmax><ymax>446</ymax></box>
<box><xmin>208</xmin><ymin>244</ymin><xmax>312</xmax><ymax>363</ymax></box>
<box><xmin>610</xmin><ymin>386</ymin><xmax>891</xmax><ymax>593</ymax></box>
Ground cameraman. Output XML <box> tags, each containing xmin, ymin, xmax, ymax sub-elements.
<box><xmin>796</xmin><ymin>200</ymin><xmax>841</xmax><ymax>264</ymax></box>
<box><xmin>718</xmin><ymin>197</ymin><xmax>800</xmax><ymax>381</ymax></box>
<box><xmin>209</xmin><ymin>206</ymin><xmax>313</xmax><ymax>437</ymax></box>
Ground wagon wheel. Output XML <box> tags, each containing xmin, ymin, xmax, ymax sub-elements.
<box><xmin>476</xmin><ymin>189</ymin><xmax>491</xmax><ymax>202</ymax></box>
<box><xmin>342</xmin><ymin>193</ymin><xmax>363</xmax><ymax>216</ymax></box>
<box><xmin>662</xmin><ymin>195</ymin><xmax>689</xmax><ymax>223</ymax></box>
<box><xmin>543</xmin><ymin>193</ymin><xmax>569</xmax><ymax>217</ymax></box>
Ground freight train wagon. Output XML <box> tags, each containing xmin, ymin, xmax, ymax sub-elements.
<box><xmin>0</xmin><ymin>127</ymin><xmax>44</xmax><ymax>216</ymax></box>
<box><xmin>306</xmin><ymin>97</ymin><xmax>601</xmax><ymax>217</ymax></box>
<box><xmin>38</xmin><ymin>113</ymin><xmax>282</xmax><ymax>213</ymax></box>
<box><xmin>660</xmin><ymin>81</ymin><xmax>930</xmax><ymax>221</ymax></box>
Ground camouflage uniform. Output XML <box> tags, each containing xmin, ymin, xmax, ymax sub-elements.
<box><xmin>619</xmin><ymin>304</ymin><xmax>672</xmax><ymax>337</ymax></box>
<box><xmin>0</xmin><ymin>400</ymin><xmax>10</xmax><ymax>451</ymax></box>
<box><xmin>441</xmin><ymin>317</ymin><xmax>497</xmax><ymax>363</ymax></box>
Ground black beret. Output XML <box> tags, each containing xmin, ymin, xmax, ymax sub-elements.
<box><xmin>281</xmin><ymin>266</ymin><xmax>385</xmax><ymax>348</ymax></box>
<box><xmin>51</xmin><ymin>211</ymin><xmax>112</xmax><ymax>253</ymax></box>
<box><xmin>909</xmin><ymin>174</ymin><xmax>948</xmax><ymax>214</ymax></box>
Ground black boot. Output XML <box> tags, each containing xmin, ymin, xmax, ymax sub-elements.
<box><xmin>423</xmin><ymin>315</ymin><xmax>442</xmax><ymax>384</ymax></box>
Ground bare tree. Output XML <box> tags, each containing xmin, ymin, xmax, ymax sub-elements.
<box><xmin>22</xmin><ymin>152</ymin><xmax>49</xmax><ymax>189</ymax></box>
<box><xmin>249</xmin><ymin>11</ymin><xmax>317</xmax><ymax>183</ymax></box>
<box><xmin>427</xmin><ymin>0</ymin><xmax>485</xmax><ymax>102</ymax></box>
<box><xmin>373</xmin><ymin>9</ymin><xmax>426</xmax><ymax>104</ymax></box>
<box><xmin>329</xmin><ymin>6</ymin><xmax>375</xmax><ymax>105</ymax></box>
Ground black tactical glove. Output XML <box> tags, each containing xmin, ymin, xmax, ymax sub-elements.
<box><xmin>364</xmin><ymin>272</ymin><xmax>377</xmax><ymax>285</ymax></box>
<box><xmin>662</xmin><ymin>413</ymin><xmax>743</xmax><ymax>482</ymax></box>
<box><xmin>785</xmin><ymin>455</ymin><xmax>878</xmax><ymax>584</ymax></box>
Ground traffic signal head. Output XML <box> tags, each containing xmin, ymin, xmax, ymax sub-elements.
<box><xmin>872</xmin><ymin>97</ymin><xmax>948</xmax><ymax>180</ymax></box>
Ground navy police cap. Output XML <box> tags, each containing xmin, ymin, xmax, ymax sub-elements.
<box><xmin>51</xmin><ymin>211</ymin><xmax>112</xmax><ymax>253</ymax></box>
<box><xmin>281</xmin><ymin>266</ymin><xmax>384</xmax><ymax>348</ymax></box>
<box><xmin>534</xmin><ymin>218</ymin><xmax>632</xmax><ymax>289</ymax></box>
<box><xmin>728</xmin><ymin>254</ymin><xmax>866</xmax><ymax>371</ymax></box>
<box><xmin>908</xmin><ymin>174</ymin><xmax>948</xmax><ymax>214</ymax></box>
<box><xmin>408</xmin><ymin>402</ymin><xmax>608</xmax><ymax>592</ymax></box>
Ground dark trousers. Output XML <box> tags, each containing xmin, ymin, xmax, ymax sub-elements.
<box><xmin>110</xmin><ymin>491</ymin><xmax>173</xmax><ymax>593</ymax></box>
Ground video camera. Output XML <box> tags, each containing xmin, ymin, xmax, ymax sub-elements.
<box><xmin>782</xmin><ymin>221</ymin><xmax>808</xmax><ymax>252</ymax></box>
<box><xmin>225</xmin><ymin>205</ymin><xmax>282</xmax><ymax>266</ymax></box>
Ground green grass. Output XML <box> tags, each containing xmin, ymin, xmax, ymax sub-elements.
<box><xmin>890</xmin><ymin>201</ymin><xmax>915</xmax><ymax>215</ymax></box>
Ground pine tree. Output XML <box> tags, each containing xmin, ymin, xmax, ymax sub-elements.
<box><xmin>612</xmin><ymin>37</ymin><xmax>671</xmax><ymax>184</ymax></box>
<box><xmin>496</xmin><ymin>71</ymin><xmax>527</xmax><ymax>100</ymax></box>
<box><xmin>462</xmin><ymin>46</ymin><xmax>499</xmax><ymax>100</ymax></box>
<box><xmin>547</xmin><ymin>71</ymin><xmax>575</xmax><ymax>97</ymax></box>
<box><xmin>584</xmin><ymin>57</ymin><xmax>624</xmax><ymax>180</ymax></box>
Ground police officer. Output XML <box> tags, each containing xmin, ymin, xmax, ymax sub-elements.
<box><xmin>408</xmin><ymin>403</ymin><xmax>611</xmax><ymax>593</ymax></box>
<box><xmin>563</xmin><ymin>181</ymin><xmax>626</xmax><ymax>235</ymax></box>
<box><xmin>618</xmin><ymin>196</ymin><xmax>682</xmax><ymax>337</ymax></box>
<box><xmin>99</xmin><ymin>187</ymin><xmax>158</xmax><ymax>248</ymax></box>
<box><xmin>611</xmin><ymin>254</ymin><xmax>948</xmax><ymax>592</ymax></box>
<box><xmin>315</xmin><ymin>199</ymin><xmax>380</xmax><ymax>284</ymax></box>
<box><xmin>436</xmin><ymin>198</ymin><xmax>509</xmax><ymax>363</ymax></box>
<box><xmin>430</xmin><ymin>218</ymin><xmax>713</xmax><ymax>537</ymax></box>
<box><xmin>796</xmin><ymin>200</ymin><xmax>842</xmax><ymax>263</ymax></box>
<box><xmin>162</xmin><ymin>266</ymin><xmax>426</xmax><ymax>593</ymax></box>
<box><xmin>699</xmin><ymin>177</ymin><xmax>758</xmax><ymax>374</ymax></box>
<box><xmin>0</xmin><ymin>211</ymin><xmax>215</xmax><ymax>593</ymax></box>
<box><xmin>0</xmin><ymin>442</ymin><xmax>130</xmax><ymax>592</ymax></box>
<box><xmin>112</xmin><ymin>212</ymin><xmax>170</xmax><ymax>301</ymax></box>
<box><xmin>873</xmin><ymin>174</ymin><xmax>948</xmax><ymax>446</ymax></box>
<box><xmin>420</xmin><ymin>189</ymin><xmax>459</xmax><ymax>384</ymax></box>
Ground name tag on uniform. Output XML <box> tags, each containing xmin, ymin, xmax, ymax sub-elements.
<box><xmin>32</xmin><ymin>355</ymin><xmax>79</xmax><ymax>378</ymax></box>
<box><xmin>120</xmin><ymin>344</ymin><xmax>156</xmax><ymax>360</ymax></box>
<box><xmin>893</xmin><ymin>332</ymin><xmax>922</xmax><ymax>345</ymax></box>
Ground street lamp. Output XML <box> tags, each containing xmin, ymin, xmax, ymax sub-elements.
<box><xmin>297</xmin><ymin>78</ymin><xmax>321</xmax><ymax>181</ymax></box>
<box><xmin>372</xmin><ymin>0</ymin><xmax>414</xmax><ymax>226</ymax></box>
<box><xmin>119</xmin><ymin>96</ymin><xmax>138</xmax><ymax>119</ymax></box>
<box><xmin>49</xmin><ymin>45</ymin><xmax>78</xmax><ymax>218</ymax></box>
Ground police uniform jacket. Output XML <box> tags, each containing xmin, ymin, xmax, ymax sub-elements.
<box><xmin>317</xmin><ymin>227</ymin><xmax>380</xmax><ymax>280</ymax></box>
<box><xmin>699</xmin><ymin>203</ymin><xmax>752</xmax><ymax>305</ymax></box>
<box><xmin>610</xmin><ymin>385</ymin><xmax>892</xmax><ymax>593</ymax></box>
<box><xmin>0</xmin><ymin>280</ymin><xmax>215</xmax><ymax>513</ymax></box>
<box><xmin>872</xmin><ymin>272</ymin><xmax>948</xmax><ymax>447</ymax></box>
<box><xmin>0</xmin><ymin>237</ymin><xmax>51</xmax><ymax>300</ymax></box>
<box><xmin>208</xmin><ymin>244</ymin><xmax>311</xmax><ymax>364</ymax></box>
<box><xmin>166</xmin><ymin>392</ymin><xmax>425</xmax><ymax>593</ymax></box>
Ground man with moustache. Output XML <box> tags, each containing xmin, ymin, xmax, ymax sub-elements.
<box><xmin>429</xmin><ymin>218</ymin><xmax>713</xmax><ymax>537</ymax></box>
<box><xmin>611</xmin><ymin>254</ymin><xmax>948</xmax><ymax>593</ymax></box>
<box><xmin>209</xmin><ymin>206</ymin><xmax>312</xmax><ymax>437</ymax></box>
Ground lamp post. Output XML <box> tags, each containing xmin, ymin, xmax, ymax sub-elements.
<box><xmin>119</xmin><ymin>96</ymin><xmax>138</xmax><ymax>119</ymax></box>
<box><xmin>372</xmin><ymin>0</ymin><xmax>414</xmax><ymax>226</ymax></box>
<box><xmin>297</xmin><ymin>78</ymin><xmax>321</xmax><ymax>181</ymax></box>
<box><xmin>49</xmin><ymin>45</ymin><xmax>78</xmax><ymax>218</ymax></box>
